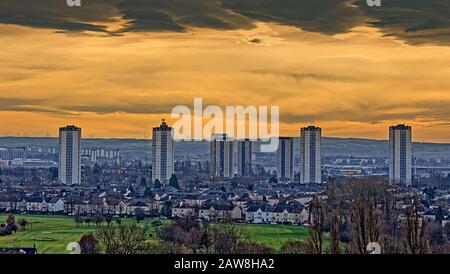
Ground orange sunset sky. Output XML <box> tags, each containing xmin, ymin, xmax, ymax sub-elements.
<box><xmin>0</xmin><ymin>0</ymin><xmax>450</xmax><ymax>142</ymax></box>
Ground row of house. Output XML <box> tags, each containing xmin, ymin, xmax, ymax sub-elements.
<box><xmin>172</xmin><ymin>203</ymin><xmax>243</xmax><ymax>220</ymax></box>
<box><xmin>0</xmin><ymin>196</ymin><xmax>65</xmax><ymax>213</ymax></box>
<box><xmin>171</xmin><ymin>199</ymin><xmax>310</xmax><ymax>224</ymax></box>
<box><xmin>244</xmin><ymin>205</ymin><xmax>309</xmax><ymax>224</ymax></box>
<box><xmin>0</xmin><ymin>195</ymin><xmax>160</xmax><ymax>216</ymax></box>
<box><xmin>0</xmin><ymin>181</ymin><xmax>323</xmax><ymax>224</ymax></box>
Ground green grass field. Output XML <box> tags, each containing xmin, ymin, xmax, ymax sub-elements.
<box><xmin>0</xmin><ymin>214</ymin><xmax>312</xmax><ymax>253</ymax></box>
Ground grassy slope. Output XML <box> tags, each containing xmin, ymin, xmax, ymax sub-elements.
<box><xmin>244</xmin><ymin>223</ymin><xmax>311</xmax><ymax>249</ymax></box>
<box><xmin>0</xmin><ymin>214</ymin><xmax>311</xmax><ymax>253</ymax></box>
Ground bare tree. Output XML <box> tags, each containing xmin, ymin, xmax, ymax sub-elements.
<box><xmin>185</xmin><ymin>225</ymin><xmax>209</xmax><ymax>254</ymax></box>
<box><xmin>329</xmin><ymin>210</ymin><xmax>340</xmax><ymax>254</ymax></box>
<box><xmin>403</xmin><ymin>196</ymin><xmax>430</xmax><ymax>254</ymax></box>
<box><xmin>18</xmin><ymin>219</ymin><xmax>28</xmax><ymax>231</ymax></box>
<box><xmin>104</xmin><ymin>214</ymin><xmax>113</xmax><ymax>226</ymax></box>
<box><xmin>279</xmin><ymin>240</ymin><xmax>306</xmax><ymax>254</ymax></box>
<box><xmin>305</xmin><ymin>197</ymin><xmax>324</xmax><ymax>254</ymax></box>
<box><xmin>74</xmin><ymin>213</ymin><xmax>82</xmax><ymax>227</ymax></box>
<box><xmin>5</xmin><ymin>213</ymin><xmax>17</xmax><ymax>233</ymax></box>
<box><xmin>157</xmin><ymin>223</ymin><xmax>183</xmax><ymax>254</ymax></box>
<box><xmin>157</xmin><ymin>216</ymin><xmax>208</xmax><ymax>254</ymax></box>
<box><xmin>209</xmin><ymin>219</ymin><xmax>247</xmax><ymax>254</ymax></box>
<box><xmin>79</xmin><ymin>233</ymin><xmax>99</xmax><ymax>254</ymax></box>
<box><xmin>95</xmin><ymin>224</ymin><xmax>152</xmax><ymax>254</ymax></box>
<box><xmin>93</xmin><ymin>212</ymin><xmax>104</xmax><ymax>227</ymax></box>
<box><xmin>428</xmin><ymin>222</ymin><xmax>446</xmax><ymax>253</ymax></box>
<box><xmin>351</xmin><ymin>196</ymin><xmax>381</xmax><ymax>254</ymax></box>
<box><xmin>135</xmin><ymin>208</ymin><xmax>146</xmax><ymax>223</ymax></box>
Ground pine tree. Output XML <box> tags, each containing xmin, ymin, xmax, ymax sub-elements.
<box><xmin>435</xmin><ymin>207</ymin><xmax>445</xmax><ymax>224</ymax></box>
<box><xmin>269</xmin><ymin>176</ymin><xmax>278</xmax><ymax>184</ymax></box>
<box><xmin>144</xmin><ymin>187</ymin><xmax>154</xmax><ymax>197</ymax></box>
<box><xmin>169</xmin><ymin>174</ymin><xmax>179</xmax><ymax>189</ymax></box>
<box><xmin>154</xmin><ymin>179</ymin><xmax>162</xmax><ymax>189</ymax></box>
<box><xmin>140</xmin><ymin>177</ymin><xmax>147</xmax><ymax>187</ymax></box>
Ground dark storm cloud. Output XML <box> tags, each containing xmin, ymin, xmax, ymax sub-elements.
<box><xmin>357</xmin><ymin>0</ymin><xmax>450</xmax><ymax>45</ymax></box>
<box><xmin>0</xmin><ymin>0</ymin><xmax>254</xmax><ymax>33</ymax></box>
<box><xmin>0</xmin><ymin>0</ymin><xmax>118</xmax><ymax>32</ymax></box>
<box><xmin>0</xmin><ymin>0</ymin><xmax>449</xmax><ymax>45</ymax></box>
<box><xmin>116</xmin><ymin>0</ymin><xmax>253</xmax><ymax>32</ymax></box>
<box><xmin>223</xmin><ymin>0</ymin><xmax>365</xmax><ymax>35</ymax></box>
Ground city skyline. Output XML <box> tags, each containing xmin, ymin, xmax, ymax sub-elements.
<box><xmin>1</xmin><ymin>2</ymin><xmax>450</xmax><ymax>142</ymax></box>
<box><xmin>51</xmin><ymin>122</ymin><xmax>415</xmax><ymax>185</ymax></box>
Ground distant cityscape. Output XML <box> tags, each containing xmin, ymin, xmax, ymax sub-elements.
<box><xmin>1</xmin><ymin>121</ymin><xmax>449</xmax><ymax>186</ymax></box>
<box><xmin>1</xmin><ymin>121</ymin><xmax>449</xmax><ymax>254</ymax></box>
<box><xmin>0</xmin><ymin>120</ymin><xmax>450</xmax><ymax>230</ymax></box>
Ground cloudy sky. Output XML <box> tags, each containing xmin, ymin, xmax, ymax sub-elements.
<box><xmin>0</xmin><ymin>0</ymin><xmax>450</xmax><ymax>141</ymax></box>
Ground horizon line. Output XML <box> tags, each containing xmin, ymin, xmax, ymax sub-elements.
<box><xmin>1</xmin><ymin>135</ymin><xmax>450</xmax><ymax>145</ymax></box>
